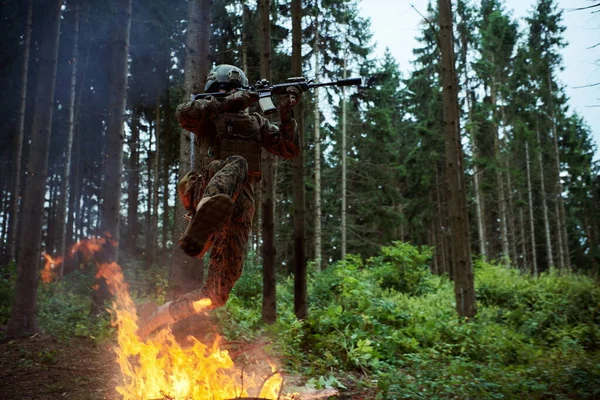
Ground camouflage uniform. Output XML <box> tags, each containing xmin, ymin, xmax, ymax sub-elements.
<box><xmin>169</xmin><ymin>89</ymin><xmax>299</xmax><ymax>320</ymax></box>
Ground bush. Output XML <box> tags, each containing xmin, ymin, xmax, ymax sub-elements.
<box><xmin>37</xmin><ymin>270</ymin><xmax>113</xmax><ymax>341</ymax></box>
<box><xmin>222</xmin><ymin>242</ymin><xmax>600</xmax><ymax>399</ymax></box>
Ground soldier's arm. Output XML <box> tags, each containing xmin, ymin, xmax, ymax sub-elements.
<box><xmin>176</xmin><ymin>91</ymin><xmax>258</xmax><ymax>133</ymax></box>
<box><xmin>258</xmin><ymin>115</ymin><xmax>300</xmax><ymax>159</ymax></box>
<box><xmin>259</xmin><ymin>87</ymin><xmax>301</xmax><ymax>159</ymax></box>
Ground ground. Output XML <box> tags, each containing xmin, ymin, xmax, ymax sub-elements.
<box><xmin>0</xmin><ymin>323</ymin><xmax>375</xmax><ymax>400</ymax></box>
<box><xmin>0</xmin><ymin>328</ymin><xmax>120</xmax><ymax>399</ymax></box>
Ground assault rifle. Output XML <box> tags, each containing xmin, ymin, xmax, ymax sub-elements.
<box><xmin>192</xmin><ymin>76</ymin><xmax>363</xmax><ymax>115</ymax></box>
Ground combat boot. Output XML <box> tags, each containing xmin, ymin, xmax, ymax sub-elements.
<box><xmin>179</xmin><ymin>194</ymin><xmax>234</xmax><ymax>257</ymax></box>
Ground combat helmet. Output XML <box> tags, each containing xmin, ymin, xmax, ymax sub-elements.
<box><xmin>205</xmin><ymin>64</ymin><xmax>248</xmax><ymax>93</ymax></box>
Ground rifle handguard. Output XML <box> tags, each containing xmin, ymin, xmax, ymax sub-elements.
<box><xmin>190</xmin><ymin>76</ymin><xmax>363</xmax><ymax>114</ymax></box>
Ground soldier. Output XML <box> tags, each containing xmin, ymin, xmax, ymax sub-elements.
<box><xmin>137</xmin><ymin>64</ymin><xmax>301</xmax><ymax>337</ymax></box>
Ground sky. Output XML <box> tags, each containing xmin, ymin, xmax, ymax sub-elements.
<box><xmin>358</xmin><ymin>0</ymin><xmax>600</xmax><ymax>158</ymax></box>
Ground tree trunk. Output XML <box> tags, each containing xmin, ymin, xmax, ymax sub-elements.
<box><xmin>126</xmin><ymin>106</ymin><xmax>141</xmax><ymax>255</ymax></box>
<box><xmin>1</xmin><ymin>185</ymin><xmax>9</xmax><ymax>261</ymax></box>
<box><xmin>504</xmin><ymin>157</ymin><xmax>518</xmax><ymax>265</ymax></box>
<box><xmin>64</xmin><ymin>131</ymin><xmax>80</xmax><ymax>275</ymax></box>
<box><xmin>99</xmin><ymin>0</ymin><xmax>132</xmax><ymax>245</ymax></box>
<box><xmin>517</xmin><ymin>191</ymin><xmax>528</xmax><ymax>270</ymax></box>
<box><xmin>167</xmin><ymin>0</ymin><xmax>211</xmax><ymax>300</ymax></box>
<box><xmin>313</xmin><ymin>19</ymin><xmax>322</xmax><ymax>270</ymax></box>
<box><xmin>151</xmin><ymin>107</ymin><xmax>161</xmax><ymax>264</ymax></box>
<box><xmin>465</xmin><ymin>88</ymin><xmax>486</xmax><ymax>260</ymax></box>
<box><xmin>241</xmin><ymin>0</ymin><xmax>249</xmax><ymax>74</ymax></box>
<box><xmin>436</xmin><ymin>164</ymin><xmax>450</xmax><ymax>275</ymax></box>
<box><xmin>438</xmin><ymin>0</ymin><xmax>476</xmax><ymax>318</ymax></box>
<box><xmin>434</xmin><ymin>166</ymin><xmax>448</xmax><ymax>275</ymax></box>
<box><xmin>341</xmin><ymin>55</ymin><xmax>347</xmax><ymax>260</ymax></box>
<box><xmin>66</xmin><ymin>33</ymin><xmax>91</xmax><ymax>274</ymax></box>
<box><xmin>91</xmin><ymin>0</ymin><xmax>132</xmax><ymax>315</ymax></box>
<box><xmin>7</xmin><ymin>0</ymin><xmax>62</xmax><ymax>337</ymax></box>
<box><xmin>259</xmin><ymin>0</ymin><xmax>276</xmax><ymax>324</ymax></box>
<box><xmin>553</xmin><ymin>190</ymin><xmax>564</xmax><ymax>269</ymax></box>
<box><xmin>55</xmin><ymin>0</ymin><xmax>80</xmax><ymax>277</ymax></box>
<box><xmin>535</xmin><ymin>121</ymin><xmax>554</xmax><ymax>269</ymax></box>
<box><xmin>291</xmin><ymin>0</ymin><xmax>307</xmax><ymax>320</ymax></box>
<box><xmin>145</xmin><ymin>125</ymin><xmax>155</xmax><ymax>267</ymax></box>
<box><xmin>161</xmin><ymin>118</ymin><xmax>170</xmax><ymax>257</ymax></box>
<box><xmin>525</xmin><ymin>140</ymin><xmax>538</xmax><ymax>275</ymax></box>
<box><xmin>548</xmin><ymin>72</ymin><xmax>569</xmax><ymax>269</ymax></box>
<box><xmin>490</xmin><ymin>71</ymin><xmax>509</xmax><ymax>264</ymax></box>
<box><xmin>6</xmin><ymin>0</ymin><xmax>33</xmax><ymax>265</ymax></box>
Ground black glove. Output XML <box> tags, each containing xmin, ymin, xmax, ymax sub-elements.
<box><xmin>223</xmin><ymin>90</ymin><xmax>259</xmax><ymax>111</ymax></box>
<box><xmin>286</xmin><ymin>85</ymin><xmax>302</xmax><ymax>106</ymax></box>
<box><xmin>279</xmin><ymin>85</ymin><xmax>302</xmax><ymax>111</ymax></box>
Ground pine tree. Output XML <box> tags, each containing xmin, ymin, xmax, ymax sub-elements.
<box><xmin>456</xmin><ymin>0</ymin><xmax>487</xmax><ymax>261</ymax></box>
<box><xmin>167</xmin><ymin>0</ymin><xmax>211</xmax><ymax>300</ymax></box>
<box><xmin>259</xmin><ymin>0</ymin><xmax>277</xmax><ymax>324</ymax></box>
<box><xmin>5</xmin><ymin>0</ymin><xmax>32</xmax><ymax>265</ymax></box>
<box><xmin>474</xmin><ymin>0</ymin><xmax>518</xmax><ymax>264</ymax></box>
<box><xmin>402</xmin><ymin>3</ymin><xmax>448</xmax><ymax>272</ymax></box>
<box><xmin>438</xmin><ymin>0</ymin><xmax>476</xmax><ymax>317</ymax></box>
<box><xmin>55</xmin><ymin>0</ymin><xmax>80</xmax><ymax>276</ymax></box>
<box><xmin>526</xmin><ymin>0</ymin><xmax>569</xmax><ymax>269</ymax></box>
<box><xmin>7</xmin><ymin>0</ymin><xmax>63</xmax><ymax>337</ymax></box>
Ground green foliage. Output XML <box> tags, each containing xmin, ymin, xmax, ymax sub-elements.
<box><xmin>221</xmin><ymin>242</ymin><xmax>600</xmax><ymax>398</ymax></box>
<box><xmin>36</xmin><ymin>271</ymin><xmax>113</xmax><ymax>342</ymax></box>
<box><xmin>0</xmin><ymin>263</ymin><xmax>17</xmax><ymax>324</ymax></box>
<box><xmin>370</xmin><ymin>242</ymin><xmax>434</xmax><ymax>295</ymax></box>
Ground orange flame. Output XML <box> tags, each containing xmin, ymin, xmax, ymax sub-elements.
<box><xmin>41</xmin><ymin>253</ymin><xmax>64</xmax><ymax>283</ymax></box>
<box><xmin>44</xmin><ymin>238</ymin><xmax>288</xmax><ymax>399</ymax></box>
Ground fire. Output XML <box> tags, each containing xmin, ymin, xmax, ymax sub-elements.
<box><xmin>42</xmin><ymin>238</ymin><xmax>289</xmax><ymax>399</ymax></box>
<box><xmin>41</xmin><ymin>253</ymin><xmax>63</xmax><ymax>283</ymax></box>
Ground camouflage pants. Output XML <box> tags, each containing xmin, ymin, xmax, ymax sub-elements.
<box><xmin>176</xmin><ymin>156</ymin><xmax>256</xmax><ymax>309</ymax></box>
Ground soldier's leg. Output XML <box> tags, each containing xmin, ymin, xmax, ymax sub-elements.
<box><xmin>171</xmin><ymin>184</ymin><xmax>255</xmax><ymax>316</ymax></box>
<box><xmin>138</xmin><ymin>181</ymin><xmax>255</xmax><ymax>337</ymax></box>
<box><xmin>195</xmin><ymin>185</ymin><xmax>255</xmax><ymax>307</ymax></box>
<box><xmin>180</xmin><ymin>156</ymin><xmax>249</xmax><ymax>257</ymax></box>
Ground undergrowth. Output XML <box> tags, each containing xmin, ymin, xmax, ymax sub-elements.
<box><xmin>218</xmin><ymin>242</ymin><xmax>600</xmax><ymax>399</ymax></box>
<box><xmin>1</xmin><ymin>241</ymin><xmax>599</xmax><ymax>398</ymax></box>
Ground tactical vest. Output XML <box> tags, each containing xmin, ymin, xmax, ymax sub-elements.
<box><xmin>212</xmin><ymin>113</ymin><xmax>263</xmax><ymax>177</ymax></box>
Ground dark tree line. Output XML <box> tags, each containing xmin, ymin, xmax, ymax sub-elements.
<box><xmin>0</xmin><ymin>0</ymin><xmax>598</xmax><ymax>337</ymax></box>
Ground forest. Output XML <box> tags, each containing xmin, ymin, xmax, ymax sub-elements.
<box><xmin>0</xmin><ymin>0</ymin><xmax>599</xmax><ymax>399</ymax></box>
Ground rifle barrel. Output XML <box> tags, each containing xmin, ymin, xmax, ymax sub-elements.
<box><xmin>311</xmin><ymin>77</ymin><xmax>362</xmax><ymax>88</ymax></box>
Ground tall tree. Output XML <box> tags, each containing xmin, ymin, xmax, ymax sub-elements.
<box><xmin>291</xmin><ymin>0</ymin><xmax>307</xmax><ymax>319</ymax></box>
<box><xmin>527</xmin><ymin>0</ymin><xmax>569</xmax><ymax>269</ymax></box>
<box><xmin>341</xmin><ymin>55</ymin><xmax>348</xmax><ymax>260</ymax></box>
<box><xmin>7</xmin><ymin>0</ymin><xmax>63</xmax><ymax>337</ymax></box>
<box><xmin>402</xmin><ymin>5</ymin><xmax>447</xmax><ymax>271</ymax></box>
<box><xmin>438</xmin><ymin>0</ymin><xmax>476</xmax><ymax>317</ymax></box>
<box><xmin>260</xmin><ymin>0</ymin><xmax>276</xmax><ymax>324</ymax></box>
<box><xmin>312</xmin><ymin>16</ymin><xmax>322</xmax><ymax>269</ymax></box>
<box><xmin>55</xmin><ymin>0</ymin><xmax>80</xmax><ymax>276</ymax></box>
<box><xmin>6</xmin><ymin>0</ymin><xmax>32</xmax><ymax>265</ymax></box>
<box><xmin>475</xmin><ymin>0</ymin><xmax>518</xmax><ymax>263</ymax></box>
<box><xmin>91</xmin><ymin>0</ymin><xmax>133</xmax><ymax>314</ymax></box>
<box><xmin>456</xmin><ymin>0</ymin><xmax>487</xmax><ymax>261</ymax></box>
<box><xmin>126</xmin><ymin>106</ymin><xmax>141</xmax><ymax>255</ymax></box>
<box><xmin>99</xmin><ymin>0</ymin><xmax>132</xmax><ymax>249</ymax></box>
<box><xmin>167</xmin><ymin>0</ymin><xmax>211</xmax><ymax>300</ymax></box>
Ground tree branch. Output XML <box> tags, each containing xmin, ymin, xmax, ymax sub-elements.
<box><xmin>566</xmin><ymin>2</ymin><xmax>600</xmax><ymax>12</ymax></box>
<box><xmin>573</xmin><ymin>82</ymin><xmax>600</xmax><ymax>89</ymax></box>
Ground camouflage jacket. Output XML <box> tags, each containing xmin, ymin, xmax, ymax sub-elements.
<box><xmin>176</xmin><ymin>91</ymin><xmax>299</xmax><ymax>175</ymax></box>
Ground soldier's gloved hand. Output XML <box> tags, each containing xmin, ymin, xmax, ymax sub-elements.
<box><xmin>286</xmin><ymin>85</ymin><xmax>302</xmax><ymax>107</ymax></box>
<box><xmin>225</xmin><ymin>90</ymin><xmax>259</xmax><ymax>111</ymax></box>
<box><xmin>279</xmin><ymin>85</ymin><xmax>302</xmax><ymax>110</ymax></box>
